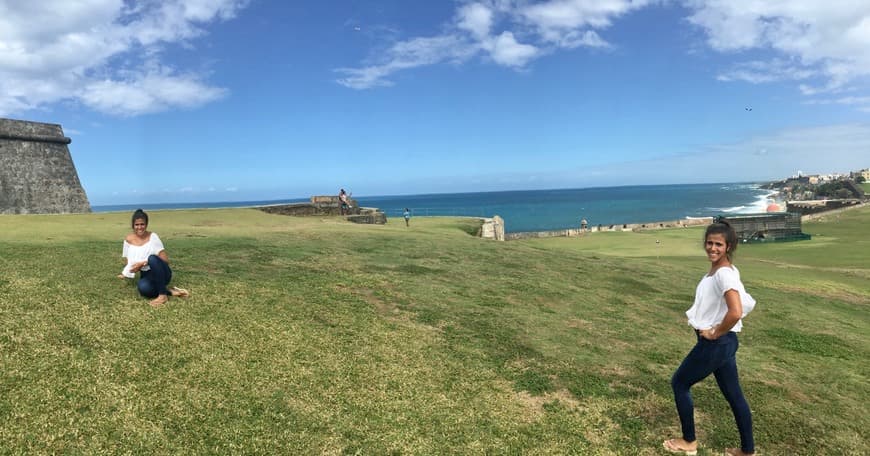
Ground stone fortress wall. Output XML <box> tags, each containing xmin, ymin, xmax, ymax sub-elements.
<box><xmin>259</xmin><ymin>196</ymin><xmax>387</xmax><ymax>224</ymax></box>
<box><xmin>495</xmin><ymin>216</ymin><xmax>713</xmax><ymax>241</ymax></box>
<box><xmin>0</xmin><ymin>118</ymin><xmax>91</xmax><ymax>214</ymax></box>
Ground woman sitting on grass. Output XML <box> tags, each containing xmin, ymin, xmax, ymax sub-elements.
<box><xmin>119</xmin><ymin>209</ymin><xmax>189</xmax><ymax>307</ymax></box>
<box><xmin>663</xmin><ymin>218</ymin><xmax>756</xmax><ymax>456</ymax></box>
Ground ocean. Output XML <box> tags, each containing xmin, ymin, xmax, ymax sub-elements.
<box><xmin>93</xmin><ymin>182</ymin><xmax>775</xmax><ymax>234</ymax></box>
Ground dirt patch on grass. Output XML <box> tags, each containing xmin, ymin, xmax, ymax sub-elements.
<box><xmin>598</xmin><ymin>364</ymin><xmax>632</xmax><ymax>378</ymax></box>
<box><xmin>756</xmin><ymin>259</ymin><xmax>870</xmax><ymax>280</ymax></box>
<box><xmin>777</xmin><ymin>284</ymin><xmax>869</xmax><ymax>306</ymax></box>
<box><xmin>512</xmin><ymin>388</ymin><xmax>581</xmax><ymax>420</ymax></box>
<box><xmin>335</xmin><ymin>285</ymin><xmax>397</xmax><ymax>315</ymax></box>
<box><xmin>566</xmin><ymin>318</ymin><xmax>592</xmax><ymax>329</ymax></box>
<box><xmin>337</xmin><ymin>286</ymin><xmax>424</xmax><ymax>329</ymax></box>
<box><xmin>191</xmin><ymin>220</ymin><xmax>225</xmax><ymax>227</ymax></box>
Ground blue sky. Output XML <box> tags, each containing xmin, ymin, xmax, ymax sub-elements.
<box><xmin>1</xmin><ymin>0</ymin><xmax>869</xmax><ymax>205</ymax></box>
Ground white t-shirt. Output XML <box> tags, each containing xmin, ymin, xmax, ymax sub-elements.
<box><xmin>121</xmin><ymin>233</ymin><xmax>165</xmax><ymax>278</ymax></box>
<box><xmin>685</xmin><ymin>265</ymin><xmax>755</xmax><ymax>332</ymax></box>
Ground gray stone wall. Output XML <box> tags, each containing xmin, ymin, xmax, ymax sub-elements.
<box><xmin>504</xmin><ymin>217</ymin><xmax>713</xmax><ymax>240</ymax></box>
<box><xmin>258</xmin><ymin>197</ymin><xmax>386</xmax><ymax>225</ymax></box>
<box><xmin>0</xmin><ymin>118</ymin><xmax>91</xmax><ymax>214</ymax></box>
<box><xmin>787</xmin><ymin>199</ymin><xmax>863</xmax><ymax>215</ymax></box>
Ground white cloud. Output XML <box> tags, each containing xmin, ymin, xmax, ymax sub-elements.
<box><xmin>338</xmin><ymin>0</ymin><xmax>641</xmax><ymax>89</ymax></box>
<box><xmin>457</xmin><ymin>2</ymin><xmax>494</xmax><ymax>38</ymax></box>
<box><xmin>686</xmin><ymin>1</ymin><xmax>870</xmax><ymax>94</ymax></box>
<box><xmin>717</xmin><ymin>58</ymin><xmax>817</xmax><ymax>84</ymax></box>
<box><xmin>804</xmin><ymin>95</ymin><xmax>870</xmax><ymax>113</ymax></box>
<box><xmin>339</xmin><ymin>0</ymin><xmax>870</xmax><ymax>103</ymax></box>
<box><xmin>486</xmin><ymin>32</ymin><xmax>540</xmax><ymax>67</ymax></box>
<box><xmin>80</xmin><ymin>68</ymin><xmax>227</xmax><ymax>116</ymax></box>
<box><xmin>0</xmin><ymin>0</ymin><xmax>248</xmax><ymax>117</ymax></box>
<box><xmin>337</xmin><ymin>34</ymin><xmax>479</xmax><ymax>89</ymax></box>
<box><xmin>519</xmin><ymin>0</ymin><xmax>652</xmax><ymax>42</ymax></box>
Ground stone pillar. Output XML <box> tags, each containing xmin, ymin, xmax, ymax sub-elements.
<box><xmin>0</xmin><ymin>118</ymin><xmax>91</xmax><ymax>214</ymax></box>
<box><xmin>480</xmin><ymin>215</ymin><xmax>505</xmax><ymax>241</ymax></box>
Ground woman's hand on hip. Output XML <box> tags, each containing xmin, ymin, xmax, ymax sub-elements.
<box><xmin>700</xmin><ymin>327</ymin><xmax>719</xmax><ymax>340</ymax></box>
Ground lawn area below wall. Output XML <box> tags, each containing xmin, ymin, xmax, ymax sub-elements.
<box><xmin>0</xmin><ymin>206</ymin><xmax>867</xmax><ymax>454</ymax></box>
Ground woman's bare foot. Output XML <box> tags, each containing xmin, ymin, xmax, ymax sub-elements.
<box><xmin>724</xmin><ymin>448</ymin><xmax>755</xmax><ymax>455</ymax></box>
<box><xmin>663</xmin><ymin>438</ymin><xmax>698</xmax><ymax>455</ymax></box>
<box><xmin>149</xmin><ymin>294</ymin><xmax>169</xmax><ymax>307</ymax></box>
<box><xmin>170</xmin><ymin>287</ymin><xmax>190</xmax><ymax>298</ymax></box>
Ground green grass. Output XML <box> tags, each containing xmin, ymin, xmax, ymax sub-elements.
<box><xmin>1</xmin><ymin>207</ymin><xmax>867</xmax><ymax>454</ymax></box>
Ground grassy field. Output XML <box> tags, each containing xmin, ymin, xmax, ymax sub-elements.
<box><xmin>1</xmin><ymin>206</ymin><xmax>867</xmax><ymax>454</ymax></box>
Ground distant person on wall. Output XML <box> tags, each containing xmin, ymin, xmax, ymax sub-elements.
<box><xmin>580</xmin><ymin>218</ymin><xmax>588</xmax><ymax>232</ymax></box>
<box><xmin>663</xmin><ymin>218</ymin><xmax>756</xmax><ymax>456</ymax></box>
<box><xmin>403</xmin><ymin>208</ymin><xmax>411</xmax><ymax>227</ymax></box>
<box><xmin>339</xmin><ymin>188</ymin><xmax>350</xmax><ymax>215</ymax></box>
<box><xmin>119</xmin><ymin>209</ymin><xmax>190</xmax><ymax>308</ymax></box>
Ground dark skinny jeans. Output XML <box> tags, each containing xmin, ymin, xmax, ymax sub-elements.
<box><xmin>671</xmin><ymin>331</ymin><xmax>754</xmax><ymax>454</ymax></box>
<box><xmin>137</xmin><ymin>254</ymin><xmax>172</xmax><ymax>298</ymax></box>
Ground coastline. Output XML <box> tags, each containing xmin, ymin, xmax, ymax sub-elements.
<box><xmin>89</xmin><ymin>183</ymin><xmax>779</xmax><ymax>234</ymax></box>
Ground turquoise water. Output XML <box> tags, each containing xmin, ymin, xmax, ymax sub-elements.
<box><xmin>358</xmin><ymin>183</ymin><xmax>773</xmax><ymax>233</ymax></box>
<box><xmin>94</xmin><ymin>182</ymin><xmax>774</xmax><ymax>233</ymax></box>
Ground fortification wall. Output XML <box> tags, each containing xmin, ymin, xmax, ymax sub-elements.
<box><xmin>0</xmin><ymin>118</ymin><xmax>91</xmax><ymax>214</ymax></box>
<box><xmin>505</xmin><ymin>217</ymin><xmax>712</xmax><ymax>240</ymax></box>
<box><xmin>787</xmin><ymin>199</ymin><xmax>863</xmax><ymax>216</ymax></box>
<box><xmin>257</xmin><ymin>196</ymin><xmax>386</xmax><ymax>224</ymax></box>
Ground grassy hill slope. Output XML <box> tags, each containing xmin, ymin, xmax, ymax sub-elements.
<box><xmin>1</xmin><ymin>207</ymin><xmax>867</xmax><ymax>454</ymax></box>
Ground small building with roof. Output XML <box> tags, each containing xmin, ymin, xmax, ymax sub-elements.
<box><xmin>719</xmin><ymin>212</ymin><xmax>810</xmax><ymax>243</ymax></box>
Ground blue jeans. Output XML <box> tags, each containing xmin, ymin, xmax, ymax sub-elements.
<box><xmin>671</xmin><ymin>331</ymin><xmax>754</xmax><ymax>453</ymax></box>
<box><xmin>137</xmin><ymin>255</ymin><xmax>172</xmax><ymax>298</ymax></box>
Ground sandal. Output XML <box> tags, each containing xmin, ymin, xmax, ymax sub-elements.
<box><xmin>663</xmin><ymin>439</ymin><xmax>698</xmax><ymax>455</ymax></box>
<box><xmin>170</xmin><ymin>287</ymin><xmax>190</xmax><ymax>298</ymax></box>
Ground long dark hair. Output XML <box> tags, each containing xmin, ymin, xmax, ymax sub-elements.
<box><xmin>705</xmin><ymin>217</ymin><xmax>738</xmax><ymax>260</ymax></box>
<box><xmin>131</xmin><ymin>208</ymin><xmax>149</xmax><ymax>228</ymax></box>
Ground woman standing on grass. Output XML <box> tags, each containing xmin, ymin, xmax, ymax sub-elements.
<box><xmin>664</xmin><ymin>219</ymin><xmax>756</xmax><ymax>456</ymax></box>
<box><xmin>119</xmin><ymin>209</ymin><xmax>189</xmax><ymax>307</ymax></box>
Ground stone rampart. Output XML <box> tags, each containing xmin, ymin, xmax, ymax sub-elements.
<box><xmin>0</xmin><ymin>118</ymin><xmax>91</xmax><ymax>214</ymax></box>
<box><xmin>797</xmin><ymin>200</ymin><xmax>866</xmax><ymax>221</ymax></box>
<box><xmin>787</xmin><ymin>199</ymin><xmax>863</xmax><ymax>216</ymax></box>
<box><xmin>505</xmin><ymin>217</ymin><xmax>712</xmax><ymax>240</ymax></box>
<box><xmin>257</xmin><ymin>196</ymin><xmax>386</xmax><ymax>224</ymax></box>
<box><xmin>347</xmin><ymin>210</ymin><xmax>387</xmax><ymax>224</ymax></box>
<box><xmin>259</xmin><ymin>195</ymin><xmax>359</xmax><ymax>216</ymax></box>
